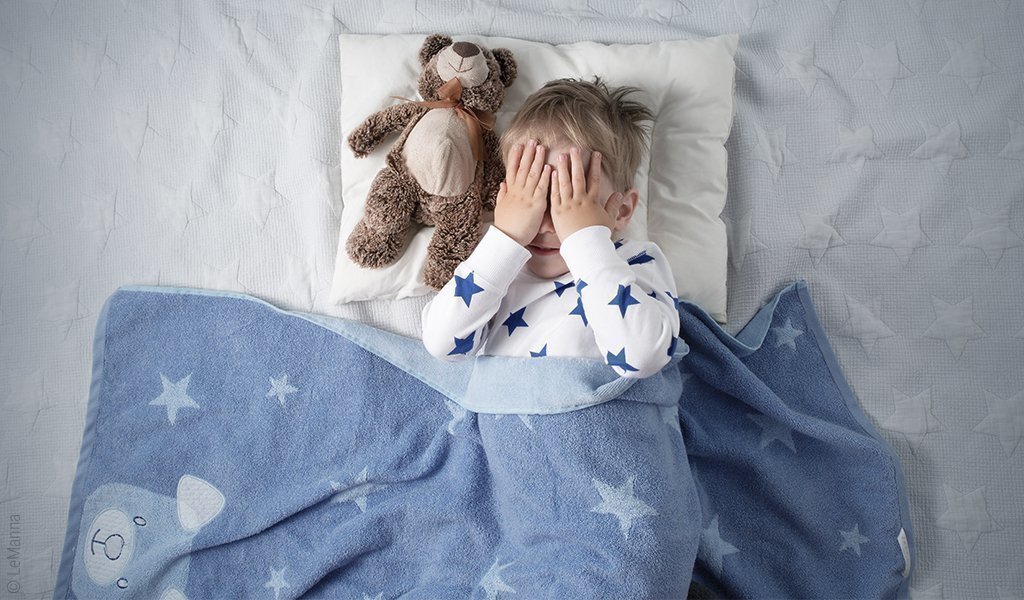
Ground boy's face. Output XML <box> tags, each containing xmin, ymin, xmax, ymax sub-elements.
<box><xmin>521</xmin><ymin>139</ymin><xmax>627</xmax><ymax>279</ymax></box>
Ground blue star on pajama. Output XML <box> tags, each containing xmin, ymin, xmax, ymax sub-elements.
<box><xmin>553</xmin><ymin>280</ymin><xmax>575</xmax><ymax>297</ymax></box>
<box><xmin>614</xmin><ymin>239</ymin><xmax>625</xmax><ymax>249</ymax></box>
<box><xmin>502</xmin><ymin>307</ymin><xmax>529</xmax><ymax>336</ymax></box>
<box><xmin>453</xmin><ymin>272</ymin><xmax>485</xmax><ymax>307</ymax></box>
<box><xmin>576</xmin><ymin>279</ymin><xmax>588</xmax><ymax>294</ymax></box>
<box><xmin>668</xmin><ymin>336</ymin><xmax>679</xmax><ymax>356</ymax></box>
<box><xmin>609</xmin><ymin>284</ymin><xmax>641</xmax><ymax>318</ymax></box>
<box><xmin>530</xmin><ymin>343</ymin><xmax>548</xmax><ymax>357</ymax></box>
<box><xmin>648</xmin><ymin>290</ymin><xmax>658</xmax><ymax>299</ymax></box>
<box><xmin>666</xmin><ymin>290</ymin><xmax>681</xmax><ymax>310</ymax></box>
<box><xmin>606</xmin><ymin>348</ymin><xmax>638</xmax><ymax>372</ymax></box>
<box><xmin>449</xmin><ymin>332</ymin><xmax>475</xmax><ymax>356</ymax></box>
<box><xmin>569</xmin><ymin>297</ymin><xmax>589</xmax><ymax>327</ymax></box>
<box><xmin>627</xmin><ymin>250</ymin><xmax>654</xmax><ymax>265</ymax></box>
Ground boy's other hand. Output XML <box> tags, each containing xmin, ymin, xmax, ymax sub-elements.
<box><xmin>550</xmin><ymin>147</ymin><xmax>615</xmax><ymax>240</ymax></box>
<box><xmin>494</xmin><ymin>139</ymin><xmax>552</xmax><ymax>247</ymax></box>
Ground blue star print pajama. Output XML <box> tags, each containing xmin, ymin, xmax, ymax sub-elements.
<box><xmin>422</xmin><ymin>225</ymin><xmax>682</xmax><ymax>379</ymax></box>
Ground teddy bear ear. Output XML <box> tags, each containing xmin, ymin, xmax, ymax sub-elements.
<box><xmin>419</xmin><ymin>34</ymin><xmax>453</xmax><ymax>67</ymax></box>
<box><xmin>491</xmin><ymin>48</ymin><xmax>518</xmax><ymax>88</ymax></box>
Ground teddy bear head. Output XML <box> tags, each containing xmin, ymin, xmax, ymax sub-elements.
<box><xmin>416</xmin><ymin>34</ymin><xmax>517</xmax><ymax>114</ymax></box>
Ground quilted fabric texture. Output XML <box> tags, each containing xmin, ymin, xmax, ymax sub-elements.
<box><xmin>0</xmin><ymin>1</ymin><xmax>1021</xmax><ymax>598</ymax></box>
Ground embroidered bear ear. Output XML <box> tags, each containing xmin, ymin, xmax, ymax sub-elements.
<box><xmin>419</xmin><ymin>34</ymin><xmax>453</xmax><ymax>67</ymax></box>
<box><xmin>491</xmin><ymin>48</ymin><xmax>517</xmax><ymax>88</ymax></box>
<box><xmin>176</xmin><ymin>474</ymin><xmax>225</xmax><ymax>532</ymax></box>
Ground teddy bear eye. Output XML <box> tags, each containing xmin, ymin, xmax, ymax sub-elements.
<box><xmin>133</xmin><ymin>516</ymin><xmax>146</xmax><ymax>526</ymax></box>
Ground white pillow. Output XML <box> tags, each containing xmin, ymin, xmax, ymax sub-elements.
<box><xmin>331</xmin><ymin>33</ymin><xmax>737</xmax><ymax>323</ymax></box>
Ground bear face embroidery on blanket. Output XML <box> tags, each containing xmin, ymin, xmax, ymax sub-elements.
<box><xmin>73</xmin><ymin>475</ymin><xmax>225</xmax><ymax>599</ymax></box>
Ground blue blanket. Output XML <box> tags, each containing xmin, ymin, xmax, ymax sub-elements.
<box><xmin>55</xmin><ymin>282</ymin><xmax>913</xmax><ymax>599</ymax></box>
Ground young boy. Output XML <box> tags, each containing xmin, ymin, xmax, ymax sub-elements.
<box><xmin>421</xmin><ymin>78</ymin><xmax>681</xmax><ymax>379</ymax></box>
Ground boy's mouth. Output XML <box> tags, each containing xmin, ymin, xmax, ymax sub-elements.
<box><xmin>527</xmin><ymin>244</ymin><xmax>560</xmax><ymax>256</ymax></box>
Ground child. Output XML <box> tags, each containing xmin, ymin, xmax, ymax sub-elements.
<box><xmin>421</xmin><ymin>78</ymin><xmax>681</xmax><ymax>379</ymax></box>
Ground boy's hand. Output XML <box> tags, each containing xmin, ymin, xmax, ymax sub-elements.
<box><xmin>550</xmin><ymin>147</ymin><xmax>615</xmax><ymax>240</ymax></box>
<box><xmin>494</xmin><ymin>140</ymin><xmax>552</xmax><ymax>247</ymax></box>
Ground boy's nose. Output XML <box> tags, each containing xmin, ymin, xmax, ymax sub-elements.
<box><xmin>539</xmin><ymin>209</ymin><xmax>555</xmax><ymax>234</ymax></box>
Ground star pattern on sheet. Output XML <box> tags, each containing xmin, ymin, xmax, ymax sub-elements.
<box><xmin>264</xmin><ymin>567</ymin><xmax>290</xmax><ymax>600</ymax></box>
<box><xmin>910</xmin><ymin>584</ymin><xmax>944</xmax><ymax>600</ymax></box>
<box><xmin>746</xmin><ymin>412</ymin><xmax>797</xmax><ymax>452</ymax></box>
<box><xmin>115</xmin><ymin>105</ymin><xmax>157</xmax><ymax>161</ymax></box>
<box><xmin>838</xmin><ymin>295</ymin><xmax>896</xmax><ymax>353</ymax></box>
<box><xmin>771</xmin><ymin>317</ymin><xmax>804</xmax><ymax>351</ymax></box>
<box><xmin>149</xmin><ymin>373</ymin><xmax>200</xmax><ymax>425</ymax></box>
<box><xmin>999</xmin><ymin>119</ymin><xmax>1024</xmax><ymax>160</ymax></box>
<box><xmin>266</xmin><ymin>374</ymin><xmax>298</xmax><ymax>407</ymax></box>
<box><xmin>936</xmin><ymin>484</ymin><xmax>1000</xmax><ymax>553</ymax></box>
<box><xmin>480</xmin><ymin>559</ymin><xmax>516</xmax><ymax>600</ymax></box>
<box><xmin>911</xmin><ymin>120</ymin><xmax>969</xmax><ymax>176</ymax></box>
<box><xmin>830</xmin><ymin>124</ymin><xmax>882</xmax><ymax>173</ymax></box>
<box><xmin>632</xmin><ymin>0</ymin><xmax>691</xmax><ymax>24</ymax></box>
<box><xmin>881</xmin><ymin>388</ymin><xmax>944</xmax><ymax>452</ymax></box>
<box><xmin>959</xmin><ymin>206</ymin><xmax>1023</xmax><ymax>265</ymax></box>
<box><xmin>940</xmin><ymin>37</ymin><xmax>997</xmax><ymax>94</ymax></box>
<box><xmin>924</xmin><ymin>296</ymin><xmax>985</xmax><ymax>358</ymax></box>
<box><xmin>839</xmin><ymin>523</ymin><xmax>870</xmax><ymax>556</ymax></box>
<box><xmin>871</xmin><ymin>206</ymin><xmax>930</xmax><ymax>266</ymax></box>
<box><xmin>797</xmin><ymin>211</ymin><xmax>846</xmax><ymax>265</ymax></box>
<box><xmin>720</xmin><ymin>0</ymin><xmax>776</xmax><ymax>30</ymax></box>
<box><xmin>821</xmin><ymin>0</ymin><xmax>844</xmax><ymax>14</ymax></box>
<box><xmin>190</xmin><ymin>97</ymin><xmax>236</xmax><ymax>149</ymax></box>
<box><xmin>853</xmin><ymin>41</ymin><xmax>912</xmax><ymax>96</ymax></box>
<box><xmin>36</xmin><ymin>116</ymin><xmax>81</xmax><ymax>168</ymax></box>
<box><xmin>590</xmin><ymin>476</ymin><xmax>659</xmax><ymax>540</ymax></box>
<box><xmin>973</xmin><ymin>390</ymin><xmax>1024</xmax><ymax>457</ymax></box>
<box><xmin>699</xmin><ymin>515</ymin><xmax>740</xmax><ymax>577</ymax></box>
<box><xmin>330</xmin><ymin>466</ymin><xmax>383</xmax><ymax>512</ymax></box>
<box><xmin>723</xmin><ymin>210</ymin><xmax>769</xmax><ymax>271</ymax></box>
<box><xmin>236</xmin><ymin>170</ymin><xmax>287</xmax><ymax>230</ymax></box>
<box><xmin>778</xmin><ymin>44</ymin><xmax>830</xmax><ymax>96</ymax></box>
<box><xmin>72</xmin><ymin>37</ymin><xmax>116</xmax><ymax>87</ymax></box>
<box><xmin>752</xmin><ymin>124</ymin><xmax>798</xmax><ymax>182</ymax></box>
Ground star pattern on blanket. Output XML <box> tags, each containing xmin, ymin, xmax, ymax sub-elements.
<box><xmin>839</xmin><ymin>523</ymin><xmax>870</xmax><ymax>556</ymax></box>
<box><xmin>959</xmin><ymin>206</ymin><xmax>1023</xmax><ymax>265</ymax></box>
<box><xmin>266</xmin><ymin>374</ymin><xmax>297</xmax><ymax>407</ymax></box>
<box><xmin>853</xmin><ymin>41</ymin><xmax>912</xmax><ymax>96</ymax></box>
<box><xmin>454</xmin><ymin>272</ymin><xmax>485</xmax><ymax>307</ymax></box>
<box><xmin>752</xmin><ymin>124</ymin><xmax>798</xmax><ymax>182</ymax></box>
<box><xmin>778</xmin><ymin>44</ymin><xmax>830</xmax><ymax>96</ymax></box>
<box><xmin>699</xmin><ymin>515</ymin><xmax>740</xmax><ymax>577</ymax></box>
<box><xmin>871</xmin><ymin>206</ymin><xmax>930</xmax><ymax>266</ymax></box>
<box><xmin>771</xmin><ymin>318</ymin><xmax>803</xmax><ymax>351</ymax></box>
<box><xmin>149</xmin><ymin>373</ymin><xmax>199</xmax><ymax>425</ymax></box>
<box><xmin>590</xmin><ymin>476</ymin><xmax>659</xmax><ymax>540</ymax></box>
<box><xmin>264</xmin><ymin>567</ymin><xmax>290</xmax><ymax>600</ymax></box>
<box><xmin>502</xmin><ymin>307</ymin><xmax>529</xmax><ymax>336</ymax></box>
<box><xmin>480</xmin><ymin>558</ymin><xmax>516</xmax><ymax>600</ymax></box>
<box><xmin>936</xmin><ymin>484</ymin><xmax>1000</xmax><ymax>553</ymax></box>
<box><xmin>747</xmin><ymin>413</ymin><xmax>797</xmax><ymax>452</ymax></box>
<box><xmin>609</xmin><ymin>284</ymin><xmax>640</xmax><ymax>318</ymax></box>
<box><xmin>881</xmin><ymin>388</ymin><xmax>944</xmax><ymax>452</ymax></box>
<box><xmin>797</xmin><ymin>211</ymin><xmax>846</xmax><ymax>265</ymax></box>
<box><xmin>924</xmin><ymin>296</ymin><xmax>985</xmax><ymax>358</ymax></box>
<box><xmin>973</xmin><ymin>390</ymin><xmax>1024</xmax><ymax>456</ymax></box>
<box><xmin>830</xmin><ymin>124</ymin><xmax>882</xmax><ymax>173</ymax></box>
<box><xmin>330</xmin><ymin>467</ymin><xmax>382</xmax><ymax>512</ymax></box>
<box><xmin>838</xmin><ymin>295</ymin><xmax>896</xmax><ymax>353</ymax></box>
<box><xmin>911</xmin><ymin>120</ymin><xmax>968</xmax><ymax>176</ymax></box>
<box><xmin>940</xmin><ymin>37</ymin><xmax>997</xmax><ymax>94</ymax></box>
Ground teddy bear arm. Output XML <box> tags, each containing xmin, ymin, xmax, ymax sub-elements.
<box><xmin>479</xmin><ymin>132</ymin><xmax>504</xmax><ymax>211</ymax></box>
<box><xmin>347</xmin><ymin>103</ymin><xmax>424</xmax><ymax>157</ymax></box>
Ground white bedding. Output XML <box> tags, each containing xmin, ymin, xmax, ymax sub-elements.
<box><xmin>1</xmin><ymin>1</ymin><xmax>1022</xmax><ymax>598</ymax></box>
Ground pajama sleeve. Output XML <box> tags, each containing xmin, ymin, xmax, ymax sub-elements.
<box><xmin>421</xmin><ymin>225</ymin><xmax>531</xmax><ymax>361</ymax></box>
<box><xmin>559</xmin><ymin>225</ymin><xmax>682</xmax><ymax>379</ymax></box>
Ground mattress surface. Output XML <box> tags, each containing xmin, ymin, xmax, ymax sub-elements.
<box><xmin>1</xmin><ymin>0</ymin><xmax>1021</xmax><ymax>597</ymax></box>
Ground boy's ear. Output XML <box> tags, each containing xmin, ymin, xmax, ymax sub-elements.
<box><xmin>609</xmin><ymin>190</ymin><xmax>639</xmax><ymax>232</ymax></box>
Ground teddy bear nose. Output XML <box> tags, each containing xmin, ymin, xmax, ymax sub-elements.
<box><xmin>452</xmin><ymin>42</ymin><xmax>480</xmax><ymax>58</ymax></box>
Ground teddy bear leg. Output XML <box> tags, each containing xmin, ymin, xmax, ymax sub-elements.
<box><xmin>346</xmin><ymin>167</ymin><xmax>418</xmax><ymax>269</ymax></box>
<box><xmin>422</xmin><ymin>193</ymin><xmax>484</xmax><ymax>290</ymax></box>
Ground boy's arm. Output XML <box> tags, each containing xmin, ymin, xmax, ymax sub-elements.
<box><xmin>421</xmin><ymin>225</ymin><xmax>531</xmax><ymax>361</ymax></box>
<box><xmin>560</xmin><ymin>226</ymin><xmax>681</xmax><ymax>378</ymax></box>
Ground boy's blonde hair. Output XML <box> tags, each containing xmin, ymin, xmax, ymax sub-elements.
<box><xmin>499</xmin><ymin>77</ymin><xmax>654</xmax><ymax>191</ymax></box>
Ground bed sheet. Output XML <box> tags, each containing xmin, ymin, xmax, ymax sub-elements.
<box><xmin>0</xmin><ymin>0</ymin><xmax>1021</xmax><ymax>598</ymax></box>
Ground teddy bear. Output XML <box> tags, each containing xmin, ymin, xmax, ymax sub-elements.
<box><xmin>346</xmin><ymin>34</ymin><xmax>517</xmax><ymax>290</ymax></box>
